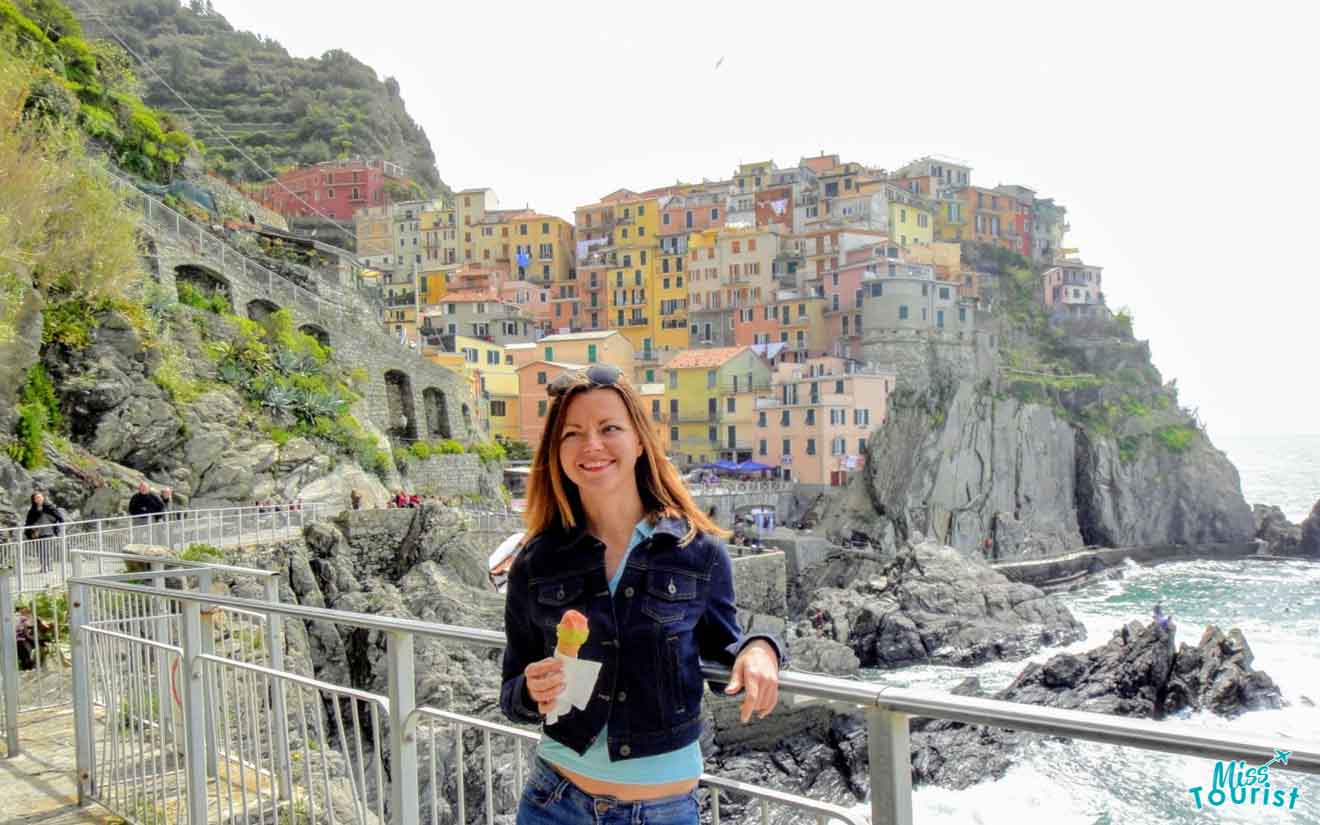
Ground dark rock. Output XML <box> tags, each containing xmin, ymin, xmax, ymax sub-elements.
<box><xmin>1253</xmin><ymin>504</ymin><xmax>1303</xmax><ymax>555</ymax></box>
<box><xmin>1300</xmin><ymin>499</ymin><xmax>1320</xmax><ymax>558</ymax></box>
<box><xmin>804</xmin><ymin>540</ymin><xmax>1085</xmax><ymax>668</ymax></box>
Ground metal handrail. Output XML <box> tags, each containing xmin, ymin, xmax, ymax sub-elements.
<box><xmin>40</xmin><ymin>561</ymin><xmax>1320</xmax><ymax>825</ymax></box>
<box><xmin>65</xmin><ymin>574</ymin><xmax>1320</xmax><ymax>777</ymax></box>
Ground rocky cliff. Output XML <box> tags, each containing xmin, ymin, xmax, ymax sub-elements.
<box><xmin>826</xmin><ymin>249</ymin><xmax>1255</xmax><ymax>560</ymax></box>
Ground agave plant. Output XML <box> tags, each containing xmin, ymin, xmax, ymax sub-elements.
<box><xmin>259</xmin><ymin>383</ymin><xmax>299</xmax><ymax>419</ymax></box>
<box><xmin>217</xmin><ymin>361</ymin><xmax>247</xmax><ymax>386</ymax></box>
<box><xmin>295</xmin><ymin>389</ymin><xmax>344</xmax><ymax>421</ymax></box>
<box><xmin>273</xmin><ymin>348</ymin><xmax>302</xmax><ymax>375</ymax></box>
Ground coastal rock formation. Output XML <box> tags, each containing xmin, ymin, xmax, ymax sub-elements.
<box><xmin>821</xmin><ymin>377</ymin><xmax>1255</xmax><ymax>562</ymax></box>
<box><xmin>803</xmin><ymin>540</ymin><xmax>1085</xmax><ymax>668</ymax></box>
<box><xmin>1253</xmin><ymin>504</ymin><xmax>1303</xmax><ymax>555</ymax></box>
<box><xmin>1301</xmin><ymin>499</ymin><xmax>1320</xmax><ymax>557</ymax></box>
<box><xmin>908</xmin><ymin>620</ymin><xmax>1282</xmax><ymax>789</ymax></box>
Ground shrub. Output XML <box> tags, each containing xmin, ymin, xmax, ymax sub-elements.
<box><xmin>469</xmin><ymin>441</ymin><xmax>506</xmax><ymax>464</ymax></box>
<box><xmin>431</xmin><ymin>439</ymin><xmax>464</xmax><ymax>455</ymax></box>
<box><xmin>409</xmin><ymin>441</ymin><xmax>432</xmax><ymax>460</ymax></box>
<box><xmin>42</xmin><ymin>298</ymin><xmax>98</xmax><ymax>348</ymax></box>
<box><xmin>180</xmin><ymin>543</ymin><xmax>225</xmax><ymax>563</ymax></box>
<box><xmin>268</xmin><ymin>427</ymin><xmax>291</xmax><ymax>447</ymax></box>
<box><xmin>11</xmin><ymin>401</ymin><xmax>47</xmax><ymax>468</ymax></box>
<box><xmin>19</xmin><ymin>364</ymin><xmax>61</xmax><ymax>430</ymax></box>
<box><xmin>494</xmin><ymin>434</ymin><xmax>532</xmax><ymax>461</ymax></box>
<box><xmin>1154</xmin><ymin>424</ymin><xmax>1197</xmax><ymax>454</ymax></box>
<box><xmin>371</xmin><ymin>450</ymin><xmax>392</xmax><ymax>481</ymax></box>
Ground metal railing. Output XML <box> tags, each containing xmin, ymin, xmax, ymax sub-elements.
<box><xmin>45</xmin><ymin>563</ymin><xmax>1320</xmax><ymax>825</ymax></box>
<box><xmin>1</xmin><ymin>504</ymin><xmax>325</xmax><ymax>596</ymax></box>
<box><xmin>110</xmin><ymin>175</ymin><xmax>358</xmax><ymax>327</ymax></box>
<box><xmin>688</xmin><ymin>480</ymin><xmax>793</xmax><ymax>495</ymax></box>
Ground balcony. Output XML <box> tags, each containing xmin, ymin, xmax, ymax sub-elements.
<box><xmin>627</xmin><ymin>317</ymin><xmax>650</xmax><ymax>327</ymax></box>
<box><xmin>384</xmin><ymin>294</ymin><xmax>416</xmax><ymax>307</ymax></box>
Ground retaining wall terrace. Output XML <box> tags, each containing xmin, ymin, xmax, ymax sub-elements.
<box><xmin>144</xmin><ymin>207</ymin><xmax>475</xmax><ymax>446</ymax></box>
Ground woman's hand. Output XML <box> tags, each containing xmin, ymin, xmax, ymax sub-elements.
<box><xmin>524</xmin><ymin>658</ymin><xmax>565</xmax><ymax>715</ymax></box>
<box><xmin>724</xmin><ymin>640</ymin><xmax>780</xmax><ymax>723</ymax></box>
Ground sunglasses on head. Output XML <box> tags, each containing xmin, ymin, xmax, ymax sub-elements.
<box><xmin>546</xmin><ymin>364</ymin><xmax>624</xmax><ymax>398</ymax></box>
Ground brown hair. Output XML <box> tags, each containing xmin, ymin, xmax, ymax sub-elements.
<box><xmin>523</xmin><ymin>373</ymin><xmax>727</xmax><ymax>546</ymax></box>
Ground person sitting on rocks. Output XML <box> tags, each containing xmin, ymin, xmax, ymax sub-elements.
<box><xmin>1153</xmin><ymin>604</ymin><xmax>1173</xmax><ymax>631</ymax></box>
<box><xmin>392</xmin><ymin>490</ymin><xmax>409</xmax><ymax>509</ymax></box>
<box><xmin>350</xmin><ymin>489</ymin><xmax>364</xmax><ymax>510</ymax></box>
<box><xmin>408</xmin><ymin>493</ymin><xmax>421</xmax><ymax>508</ymax></box>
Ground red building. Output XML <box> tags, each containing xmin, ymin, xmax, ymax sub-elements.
<box><xmin>259</xmin><ymin>158</ymin><xmax>405</xmax><ymax>222</ymax></box>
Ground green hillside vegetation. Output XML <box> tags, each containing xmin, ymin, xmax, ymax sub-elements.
<box><xmin>965</xmin><ymin>242</ymin><xmax>1202</xmax><ymax>462</ymax></box>
<box><xmin>2</xmin><ymin>0</ymin><xmax>197</xmax><ymax>181</ymax></box>
<box><xmin>75</xmin><ymin>0</ymin><xmax>446</xmax><ymax>195</ymax></box>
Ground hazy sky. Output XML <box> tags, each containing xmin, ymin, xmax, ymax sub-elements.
<box><xmin>203</xmin><ymin>0</ymin><xmax>1319</xmax><ymax>439</ymax></box>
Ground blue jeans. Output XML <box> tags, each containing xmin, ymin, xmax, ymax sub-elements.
<box><xmin>517</xmin><ymin>757</ymin><xmax>699</xmax><ymax>825</ymax></box>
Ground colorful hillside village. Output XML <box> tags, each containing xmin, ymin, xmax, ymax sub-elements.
<box><xmin>258</xmin><ymin>153</ymin><xmax>1106</xmax><ymax>492</ymax></box>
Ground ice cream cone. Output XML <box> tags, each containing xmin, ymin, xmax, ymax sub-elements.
<box><xmin>555</xmin><ymin>609</ymin><xmax>589</xmax><ymax>658</ymax></box>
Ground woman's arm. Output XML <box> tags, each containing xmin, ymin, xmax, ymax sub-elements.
<box><xmin>499</xmin><ymin>552</ymin><xmax>545</xmax><ymax>724</ymax></box>
<box><xmin>693</xmin><ymin>538</ymin><xmax>788</xmax><ymax>677</ymax></box>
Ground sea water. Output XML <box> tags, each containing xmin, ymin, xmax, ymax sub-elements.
<box><xmin>856</xmin><ymin>434</ymin><xmax>1320</xmax><ymax>823</ymax></box>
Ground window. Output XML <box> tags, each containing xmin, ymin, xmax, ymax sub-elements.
<box><xmin>782</xmin><ymin>438</ymin><xmax>791</xmax><ymax>457</ymax></box>
<box><xmin>669</xmin><ymin>372</ymin><xmax>678</xmax><ymax>389</ymax></box>
<box><xmin>491</xmin><ymin>400</ymin><xmax>507</xmax><ymax>417</ymax></box>
<box><xmin>537</xmin><ymin>371</ymin><xmax>548</xmax><ymax>385</ymax></box>
<box><xmin>670</xmin><ymin>398</ymin><xmax>678</xmax><ymax>417</ymax></box>
<box><xmin>899</xmin><ymin>305</ymin><xmax>909</xmax><ymax>320</ymax></box>
<box><xmin>780</xmin><ymin>410</ymin><xmax>790</xmax><ymax>426</ymax></box>
<box><xmin>939</xmin><ymin>287</ymin><xmax>950</xmax><ymax>300</ymax></box>
<box><xmin>759</xmin><ymin>439</ymin><xmax>767</xmax><ymax>456</ymax></box>
<box><xmin>707</xmin><ymin>370</ymin><xmax>716</xmax><ymax>389</ymax></box>
<box><xmin>587</xmin><ymin>344</ymin><xmax>598</xmax><ymax>363</ymax></box>
<box><xmin>544</xmin><ymin>346</ymin><xmax>554</xmax><ymax>361</ymax></box>
<box><xmin>959</xmin><ymin>306</ymin><xmax>967</xmax><ymax>322</ymax></box>
<box><xmin>806</xmin><ymin>408</ymin><xmax>816</xmax><ymax>425</ymax></box>
<box><xmin>806</xmin><ymin>438</ymin><xmax>816</xmax><ymax>455</ymax></box>
<box><xmin>708</xmin><ymin>426</ymin><xmax>717</xmax><ymax>442</ymax></box>
<box><xmin>537</xmin><ymin>400</ymin><xmax>547</xmax><ymax>417</ymax></box>
<box><xmin>663</xmin><ymin>213</ymin><xmax>671</xmax><ymax>225</ymax></box>
<box><xmin>671</xmin><ymin>426</ymin><xmax>679</xmax><ymax>442</ymax></box>
<box><xmin>710</xmin><ymin>208</ymin><xmax>719</xmax><ymax>220</ymax></box>
<box><xmin>519</xmin><ymin>224</ymin><xmax>528</xmax><ymax>236</ymax></box>
<box><xmin>937</xmin><ymin>310</ymin><xmax>945</xmax><ymax>328</ymax></box>
<box><xmin>855</xmin><ymin>409</ymin><xmax>871</xmax><ymax>426</ymax></box>
<box><xmin>726</xmin><ymin>397</ymin><xmax>736</xmax><ymax>413</ymax></box>
<box><xmin>487</xmin><ymin>350</ymin><xmax>500</xmax><ymax>365</ymax></box>
<box><xmin>652</xmin><ymin>399</ymin><xmax>661</xmax><ymax>421</ymax></box>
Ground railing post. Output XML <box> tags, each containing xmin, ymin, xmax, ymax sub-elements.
<box><xmin>386</xmin><ymin>631</ymin><xmax>418</xmax><ymax>825</ymax></box>
<box><xmin>178</xmin><ymin>600</ymin><xmax>209</xmax><ymax>825</ymax></box>
<box><xmin>1</xmin><ymin>569</ymin><xmax>20</xmax><ymax>758</ymax></box>
<box><xmin>69</xmin><ymin>577</ymin><xmax>93</xmax><ymax>800</ymax></box>
<box><xmin>262</xmin><ymin>576</ymin><xmax>293</xmax><ymax>800</ymax></box>
<box><xmin>866</xmin><ymin>706</ymin><xmax>913</xmax><ymax>825</ymax></box>
<box><xmin>197</xmin><ymin>570</ymin><xmax>218</xmax><ymax>779</ymax></box>
<box><xmin>150</xmin><ymin>562</ymin><xmax>175</xmax><ymax>742</ymax></box>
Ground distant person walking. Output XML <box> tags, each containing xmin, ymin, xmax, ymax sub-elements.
<box><xmin>128</xmin><ymin>481</ymin><xmax>164</xmax><ymax>543</ymax></box>
<box><xmin>24</xmin><ymin>491</ymin><xmax>64</xmax><ymax>573</ymax></box>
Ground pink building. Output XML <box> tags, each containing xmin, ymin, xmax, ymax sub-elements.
<box><xmin>259</xmin><ymin>158</ymin><xmax>405</xmax><ymax>222</ymax></box>
<box><xmin>515</xmin><ymin>360</ymin><xmax>586</xmax><ymax>448</ymax></box>
<box><xmin>751</xmin><ymin>357</ymin><xmax>896</xmax><ymax>490</ymax></box>
<box><xmin>1042</xmin><ymin>261</ymin><xmax>1105</xmax><ymax>319</ymax></box>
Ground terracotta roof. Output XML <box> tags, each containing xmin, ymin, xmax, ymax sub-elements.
<box><xmin>537</xmin><ymin>330</ymin><xmax>619</xmax><ymax>343</ymax></box>
<box><xmin>665</xmin><ymin>346</ymin><xmax>749</xmax><ymax>370</ymax></box>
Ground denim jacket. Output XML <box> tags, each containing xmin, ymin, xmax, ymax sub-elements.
<box><xmin>499</xmin><ymin>517</ymin><xmax>786</xmax><ymax>761</ymax></box>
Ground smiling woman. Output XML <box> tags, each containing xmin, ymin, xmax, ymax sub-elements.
<box><xmin>501</xmin><ymin>367</ymin><xmax>786</xmax><ymax>824</ymax></box>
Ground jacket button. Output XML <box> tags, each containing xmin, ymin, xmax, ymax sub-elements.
<box><xmin>616</xmin><ymin>691</ymin><xmax>627</xmax><ymax>702</ymax></box>
<box><xmin>624</xmin><ymin>586</ymin><xmax>635</xmax><ymax>598</ymax></box>
<box><xmin>619</xmin><ymin>745</ymin><xmax>631</xmax><ymax>756</ymax></box>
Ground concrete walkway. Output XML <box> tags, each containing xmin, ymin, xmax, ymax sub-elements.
<box><xmin>0</xmin><ymin>708</ymin><xmax>115</xmax><ymax>825</ymax></box>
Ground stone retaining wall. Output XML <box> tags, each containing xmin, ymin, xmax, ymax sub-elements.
<box><xmin>993</xmin><ymin>542</ymin><xmax>1272</xmax><ymax>591</ymax></box>
<box><xmin>402</xmin><ymin>454</ymin><xmax>502</xmax><ymax>498</ymax></box>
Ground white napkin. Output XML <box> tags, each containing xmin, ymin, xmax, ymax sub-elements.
<box><xmin>545</xmin><ymin>653</ymin><xmax>602</xmax><ymax>725</ymax></box>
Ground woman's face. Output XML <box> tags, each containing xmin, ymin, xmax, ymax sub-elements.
<box><xmin>557</xmin><ymin>388</ymin><xmax>644</xmax><ymax>499</ymax></box>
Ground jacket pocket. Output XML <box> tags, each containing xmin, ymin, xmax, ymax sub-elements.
<box><xmin>534</xmin><ymin>576</ymin><xmax>585</xmax><ymax>628</ymax></box>
<box><xmin>640</xmin><ymin>570</ymin><xmax>698</xmax><ymax>624</ymax></box>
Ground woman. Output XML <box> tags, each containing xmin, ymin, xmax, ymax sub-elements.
<box><xmin>500</xmin><ymin>364</ymin><xmax>784</xmax><ymax>825</ymax></box>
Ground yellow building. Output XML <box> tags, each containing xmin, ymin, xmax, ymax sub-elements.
<box><xmin>483</xmin><ymin>370</ymin><xmax>521</xmax><ymax>443</ymax></box>
<box><xmin>605</xmin><ymin>193</ymin><xmax>662</xmax><ymax>353</ymax></box>
<box><xmin>534</xmin><ymin>330</ymin><xmax>634</xmax><ymax>370</ymax></box>
<box><xmin>888</xmin><ymin>198</ymin><xmax>933</xmax><ymax>249</ymax></box>
<box><xmin>421</xmin><ymin>335</ymin><xmax>512</xmax><ymax>437</ymax></box>
<box><xmin>663</xmin><ymin>346</ymin><xmax>771</xmax><ymax>467</ymax></box>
